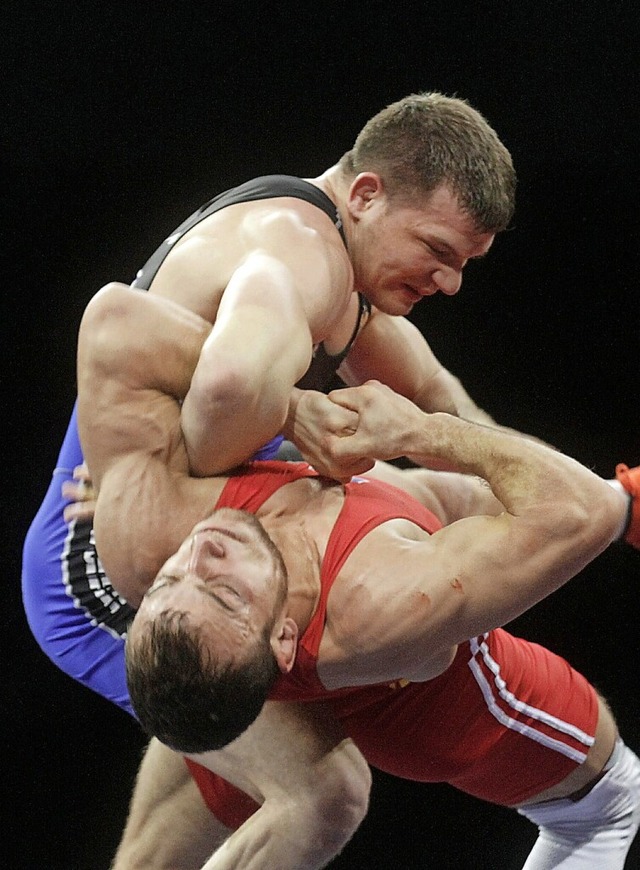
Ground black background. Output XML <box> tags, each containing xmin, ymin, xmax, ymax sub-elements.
<box><xmin>4</xmin><ymin>2</ymin><xmax>640</xmax><ymax>867</ymax></box>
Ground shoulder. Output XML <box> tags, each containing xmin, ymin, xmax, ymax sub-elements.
<box><xmin>319</xmin><ymin>519</ymin><xmax>447</xmax><ymax>687</ymax></box>
<box><xmin>233</xmin><ymin>199</ymin><xmax>353</xmax><ymax>336</ymax></box>
<box><xmin>238</xmin><ymin>197</ymin><xmax>350</xmax><ymax>278</ymax></box>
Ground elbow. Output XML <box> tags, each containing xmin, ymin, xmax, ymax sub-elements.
<box><xmin>81</xmin><ymin>283</ymin><xmax>135</xmax><ymax>335</ymax></box>
<box><xmin>190</xmin><ymin>358</ymin><xmax>284</xmax><ymax>421</ymax></box>
<box><xmin>328</xmin><ymin>752</ymin><xmax>371</xmax><ymax>847</ymax></box>
<box><xmin>557</xmin><ymin>485</ymin><xmax>622</xmax><ymax>556</ymax></box>
<box><xmin>190</xmin><ymin>359</ymin><xmax>252</xmax><ymax>406</ymax></box>
<box><xmin>183</xmin><ymin>365</ymin><xmax>286</xmax><ymax>476</ymax></box>
<box><xmin>185</xmin><ymin>358</ymin><xmax>289</xmax><ymax>473</ymax></box>
<box><xmin>526</xmin><ymin>486</ymin><xmax>622</xmax><ymax>580</ymax></box>
<box><xmin>79</xmin><ymin>284</ymin><xmax>141</xmax><ymax>377</ymax></box>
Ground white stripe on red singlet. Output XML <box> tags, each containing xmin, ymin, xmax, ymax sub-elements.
<box><xmin>468</xmin><ymin>635</ymin><xmax>594</xmax><ymax>764</ymax></box>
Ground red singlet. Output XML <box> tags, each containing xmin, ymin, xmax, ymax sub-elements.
<box><xmin>186</xmin><ymin>461</ymin><xmax>598</xmax><ymax>823</ymax></box>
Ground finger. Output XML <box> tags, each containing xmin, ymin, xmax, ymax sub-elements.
<box><xmin>62</xmin><ymin>480</ymin><xmax>85</xmax><ymax>500</ymax></box>
<box><xmin>334</xmin><ymin>406</ymin><xmax>359</xmax><ymax>427</ymax></box>
<box><xmin>73</xmin><ymin>463</ymin><xmax>92</xmax><ymax>483</ymax></box>
<box><xmin>310</xmin><ymin>456</ymin><xmax>375</xmax><ymax>483</ymax></box>
<box><xmin>63</xmin><ymin>501</ymin><xmax>96</xmax><ymax>523</ymax></box>
<box><xmin>62</xmin><ymin>479</ymin><xmax>96</xmax><ymax>502</ymax></box>
<box><xmin>322</xmin><ymin>396</ymin><xmax>359</xmax><ymax>426</ymax></box>
<box><xmin>334</xmin><ymin>418</ymin><xmax>358</xmax><ymax>436</ymax></box>
<box><xmin>327</xmin><ymin>387</ymin><xmax>363</xmax><ymax>413</ymax></box>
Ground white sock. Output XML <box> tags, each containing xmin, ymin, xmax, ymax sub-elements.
<box><xmin>518</xmin><ymin>740</ymin><xmax>640</xmax><ymax>869</ymax></box>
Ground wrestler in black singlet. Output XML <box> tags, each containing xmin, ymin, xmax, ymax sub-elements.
<box><xmin>22</xmin><ymin>175</ymin><xmax>371</xmax><ymax>673</ymax></box>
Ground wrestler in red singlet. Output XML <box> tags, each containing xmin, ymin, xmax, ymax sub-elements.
<box><xmin>187</xmin><ymin>461</ymin><xmax>598</xmax><ymax>826</ymax></box>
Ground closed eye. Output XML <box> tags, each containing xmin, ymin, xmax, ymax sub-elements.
<box><xmin>146</xmin><ymin>573</ymin><xmax>183</xmax><ymax>596</ymax></box>
<box><xmin>199</xmin><ymin>580</ymin><xmax>245</xmax><ymax>612</ymax></box>
<box><xmin>427</xmin><ymin>243</ymin><xmax>448</xmax><ymax>257</ymax></box>
<box><xmin>199</xmin><ymin>587</ymin><xmax>236</xmax><ymax>611</ymax></box>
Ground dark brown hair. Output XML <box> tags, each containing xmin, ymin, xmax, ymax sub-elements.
<box><xmin>339</xmin><ymin>92</ymin><xmax>516</xmax><ymax>232</ymax></box>
<box><xmin>126</xmin><ymin>609</ymin><xmax>279</xmax><ymax>752</ymax></box>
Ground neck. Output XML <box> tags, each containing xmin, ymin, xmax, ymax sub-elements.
<box><xmin>257</xmin><ymin>477</ymin><xmax>344</xmax><ymax>632</ymax></box>
<box><xmin>262</xmin><ymin>514</ymin><xmax>321</xmax><ymax>633</ymax></box>
<box><xmin>309</xmin><ymin>166</ymin><xmax>349</xmax><ymax>213</ymax></box>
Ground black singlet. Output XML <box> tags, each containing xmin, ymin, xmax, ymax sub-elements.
<box><xmin>131</xmin><ymin>175</ymin><xmax>370</xmax><ymax>391</ymax></box>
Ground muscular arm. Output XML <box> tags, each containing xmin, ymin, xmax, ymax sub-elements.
<box><xmin>180</xmin><ymin>251</ymin><xmax>316</xmax><ymax>475</ymax></box>
<box><xmin>341</xmin><ymin>309</ymin><xmax>557</xmax><ymax>444</ymax></box>
<box><xmin>113</xmin><ymin>701</ymin><xmax>370</xmax><ymax>870</ymax></box>
<box><xmin>323</xmin><ymin>382</ymin><xmax>628</xmax><ymax>682</ymax></box>
<box><xmin>77</xmin><ymin>282</ymin><xmax>209</xmax><ymax>488</ymax></box>
<box><xmin>176</xmin><ymin>202</ymin><xmax>353</xmax><ymax>476</ymax></box>
<box><xmin>76</xmin><ymin>283</ymin><xmax>223</xmax><ymax>602</ymax></box>
<box><xmin>284</xmin><ymin>309</ymin><xmax>502</xmax><ymax>480</ymax></box>
<box><xmin>190</xmin><ymin>701</ymin><xmax>370</xmax><ymax>870</ymax></box>
<box><xmin>294</xmin><ymin>307</ymin><xmax>551</xmax><ymax>476</ymax></box>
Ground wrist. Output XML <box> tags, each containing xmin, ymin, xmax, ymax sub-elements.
<box><xmin>282</xmin><ymin>388</ymin><xmax>303</xmax><ymax>440</ymax></box>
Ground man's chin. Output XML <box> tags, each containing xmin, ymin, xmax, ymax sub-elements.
<box><xmin>376</xmin><ymin>296</ymin><xmax>417</xmax><ymax>316</ymax></box>
<box><xmin>376</xmin><ymin>285</ymin><xmax>425</xmax><ymax>315</ymax></box>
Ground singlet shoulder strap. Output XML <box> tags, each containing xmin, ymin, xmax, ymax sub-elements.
<box><xmin>295</xmin><ymin>293</ymin><xmax>371</xmax><ymax>391</ymax></box>
<box><xmin>210</xmin><ymin>176</ymin><xmax>346</xmax><ymax>242</ymax></box>
<box><xmin>132</xmin><ymin>176</ymin><xmax>345</xmax><ymax>290</ymax></box>
<box><xmin>298</xmin><ymin>479</ymin><xmax>442</xmax><ymax>658</ymax></box>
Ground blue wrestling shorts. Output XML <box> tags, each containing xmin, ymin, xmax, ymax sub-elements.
<box><xmin>21</xmin><ymin>402</ymin><xmax>284</xmax><ymax>718</ymax></box>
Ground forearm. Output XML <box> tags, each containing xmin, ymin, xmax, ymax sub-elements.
<box><xmin>190</xmin><ymin>702</ymin><xmax>370</xmax><ymax>870</ymax></box>
<box><xmin>397</xmin><ymin>411</ymin><xmax>609</xmax><ymax>518</ymax></box>
<box><xmin>342</xmin><ymin>312</ymin><xmax>552</xmax><ymax>466</ymax></box>
<box><xmin>330</xmin><ymin>382</ymin><xmax>625</xmax><ymax>541</ymax></box>
<box><xmin>180</xmin><ymin>253</ymin><xmax>316</xmax><ymax>475</ymax></box>
<box><xmin>200</xmin><ymin>799</ymin><xmax>352</xmax><ymax>870</ymax></box>
<box><xmin>181</xmin><ymin>321</ymin><xmax>306</xmax><ymax>474</ymax></box>
<box><xmin>341</xmin><ymin>311</ymin><xmax>495</xmax><ymax>428</ymax></box>
<box><xmin>410</xmin><ymin>366</ymin><xmax>555</xmax><ymax>454</ymax></box>
<box><xmin>182</xmin><ymin>365</ymin><xmax>288</xmax><ymax>475</ymax></box>
<box><xmin>412</xmin><ymin>366</ymin><xmax>494</xmax><ymax>423</ymax></box>
<box><xmin>397</xmin><ymin>412</ymin><xmax>629</xmax><ymax>586</ymax></box>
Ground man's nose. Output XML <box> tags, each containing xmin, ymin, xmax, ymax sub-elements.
<box><xmin>188</xmin><ymin>532</ymin><xmax>224</xmax><ymax>573</ymax></box>
<box><xmin>433</xmin><ymin>265</ymin><xmax>463</xmax><ymax>296</ymax></box>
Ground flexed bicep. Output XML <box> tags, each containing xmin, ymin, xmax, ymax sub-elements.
<box><xmin>181</xmin><ymin>253</ymin><xmax>317</xmax><ymax>475</ymax></box>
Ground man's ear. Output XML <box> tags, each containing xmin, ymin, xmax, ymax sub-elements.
<box><xmin>271</xmin><ymin>617</ymin><xmax>298</xmax><ymax>674</ymax></box>
<box><xmin>346</xmin><ymin>172</ymin><xmax>385</xmax><ymax>219</ymax></box>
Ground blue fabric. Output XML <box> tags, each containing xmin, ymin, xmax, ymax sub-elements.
<box><xmin>250</xmin><ymin>433</ymin><xmax>285</xmax><ymax>461</ymax></box>
<box><xmin>21</xmin><ymin>403</ymin><xmax>285</xmax><ymax>717</ymax></box>
<box><xmin>21</xmin><ymin>402</ymin><xmax>135</xmax><ymax>715</ymax></box>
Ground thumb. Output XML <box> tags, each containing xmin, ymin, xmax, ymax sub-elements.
<box><xmin>327</xmin><ymin>386</ymin><xmax>364</xmax><ymax>413</ymax></box>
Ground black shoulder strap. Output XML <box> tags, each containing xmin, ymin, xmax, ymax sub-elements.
<box><xmin>132</xmin><ymin>175</ymin><xmax>346</xmax><ymax>290</ymax></box>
